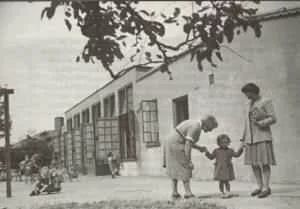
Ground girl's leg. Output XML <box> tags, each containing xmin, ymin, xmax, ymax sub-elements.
<box><xmin>224</xmin><ymin>181</ymin><xmax>230</xmax><ymax>193</ymax></box>
<box><xmin>219</xmin><ymin>181</ymin><xmax>225</xmax><ymax>194</ymax></box>
<box><xmin>252</xmin><ymin>165</ymin><xmax>263</xmax><ymax>190</ymax></box>
<box><xmin>172</xmin><ymin>179</ymin><xmax>179</xmax><ymax>195</ymax></box>
<box><xmin>183</xmin><ymin>179</ymin><xmax>194</xmax><ymax>197</ymax></box>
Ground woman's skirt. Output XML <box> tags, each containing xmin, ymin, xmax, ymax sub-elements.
<box><xmin>244</xmin><ymin>141</ymin><xmax>276</xmax><ymax>166</ymax></box>
<box><xmin>164</xmin><ymin>131</ymin><xmax>192</xmax><ymax>181</ymax></box>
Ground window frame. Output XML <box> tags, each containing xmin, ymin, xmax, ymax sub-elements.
<box><xmin>73</xmin><ymin>113</ymin><xmax>81</xmax><ymax>129</ymax></box>
<box><xmin>103</xmin><ymin>93</ymin><xmax>115</xmax><ymax>118</ymax></box>
<box><xmin>141</xmin><ymin>99</ymin><xmax>160</xmax><ymax>147</ymax></box>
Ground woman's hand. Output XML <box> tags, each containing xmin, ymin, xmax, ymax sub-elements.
<box><xmin>188</xmin><ymin>161</ymin><xmax>194</xmax><ymax>170</ymax></box>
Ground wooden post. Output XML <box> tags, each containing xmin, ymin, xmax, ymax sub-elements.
<box><xmin>0</xmin><ymin>88</ymin><xmax>14</xmax><ymax>198</ymax></box>
<box><xmin>4</xmin><ymin>92</ymin><xmax>11</xmax><ymax>198</ymax></box>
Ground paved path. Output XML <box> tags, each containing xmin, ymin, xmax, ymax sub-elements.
<box><xmin>1</xmin><ymin>176</ymin><xmax>300</xmax><ymax>209</ymax></box>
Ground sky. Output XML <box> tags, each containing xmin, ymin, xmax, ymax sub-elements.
<box><xmin>1</xmin><ymin>1</ymin><xmax>300</xmax><ymax>145</ymax></box>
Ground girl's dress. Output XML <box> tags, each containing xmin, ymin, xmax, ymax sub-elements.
<box><xmin>206</xmin><ymin>148</ymin><xmax>243</xmax><ymax>181</ymax></box>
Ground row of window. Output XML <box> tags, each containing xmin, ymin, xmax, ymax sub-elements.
<box><xmin>66</xmin><ymin>84</ymin><xmax>133</xmax><ymax>131</ymax></box>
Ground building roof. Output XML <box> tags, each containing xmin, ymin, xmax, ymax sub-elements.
<box><xmin>64</xmin><ymin>7</ymin><xmax>300</xmax><ymax>115</ymax></box>
<box><xmin>12</xmin><ymin>130</ymin><xmax>56</xmax><ymax>149</ymax></box>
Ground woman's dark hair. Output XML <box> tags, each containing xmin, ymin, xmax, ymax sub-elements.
<box><xmin>107</xmin><ymin>152</ymin><xmax>113</xmax><ymax>157</ymax></box>
<box><xmin>241</xmin><ymin>83</ymin><xmax>260</xmax><ymax>95</ymax></box>
<box><xmin>217</xmin><ymin>134</ymin><xmax>231</xmax><ymax>146</ymax></box>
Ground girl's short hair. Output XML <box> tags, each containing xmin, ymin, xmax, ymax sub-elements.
<box><xmin>241</xmin><ymin>83</ymin><xmax>260</xmax><ymax>95</ymax></box>
<box><xmin>217</xmin><ymin>134</ymin><xmax>231</xmax><ymax>146</ymax></box>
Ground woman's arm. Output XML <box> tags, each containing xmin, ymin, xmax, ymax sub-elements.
<box><xmin>232</xmin><ymin>147</ymin><xmax>244</xmax><ymax>158</ymax></box>
<box><xmin>184</xmin><ymin>140</ymin><xmax>192</xmax><ymax>162</ymax></box>
<box><xmin>205</xmin><ymin>150</ymin><xmax>215</xmax><ymax>160</ymax></box>
<box><xmin>192</xmin><ymin>144</ymin><xmax>207</xmax><ymax>152</ymax></box>
<box><xmin>255</xmin><ymin>99</ymin><xmax>277</xmax><ymax>127</ymax></box>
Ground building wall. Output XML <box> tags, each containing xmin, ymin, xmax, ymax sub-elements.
<box><xmin>135</xmin><ymin>15</ymin><xmax>300</xmax><ymax>183</ymax></box>
<box><xmin>65</xmin><ymin>69</ymin><xmax>136</xmax><ymax>122</ymax></box>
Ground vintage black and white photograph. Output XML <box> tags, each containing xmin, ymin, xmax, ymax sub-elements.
<box><xmin>0</xmin><ymin>1</ymin><xmax>300</xmax><ymax>209</ymax></box>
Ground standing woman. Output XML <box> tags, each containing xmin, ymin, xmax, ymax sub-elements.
<box><xmin>241</xmin><ymin>83</ymin><xmax>277</xmax><ymax>198</ymax></box>
<box><xmin>163</xmin><ymin>115</ymin><xmax>218</xmax><ymax>199</ymax></box>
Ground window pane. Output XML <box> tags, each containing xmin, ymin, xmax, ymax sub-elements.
<box><xmin>98</xmin><ymin>135</ymin><xmax>105</xmax><ymax>142</ymax></box>
<box><xmin>142</xmin><ymin>102</ymin><xmax>150</xmax><ymax>111</ymax></box>
<box><xmin>105</xmin><ymin>142</ymin><xmax>112</xmax><ymax>150</ymax></box>
<box><xmin>141</xmin><ymin>100</ymin><xmax>159</xmax><ymax>144</ymax></box>
<box><xmin>151</xmin><ymin>111</ymin><xmax>158</xmax><ymax>121</ymax></box>
<box><xmin>104</xmin><ymin>128</ymin><xmax>111</xmax><ymax>136</ymax></box>
<box><xmin>144</xmin><ymin>133</ymin><xmax>152</xmax><ymax>142</ymax></box>
<box><xmin>112</xmin><ymin>142</ymin><xmax>120</xmax><ymax>149</ymax></box>
<box><xmin>149</xmin><ymin>102</ymin><xmax>156</xmax><ymax>111</ymax></box>
<box><xmin>144</xmin><ymin>122</ymin><xmax>151</xmax><ymax>132</ymax></box>
<box><xmin>112</xmin><ymin>134</ymin><xmax>119</xmax><ymax>142</ymax></box>
<box><xmin>112</xmin><ymin>127</ymin><xmax>119</xmax><ymax>134</ymax></box>
<box><xmin>143</xmin><ymin>112</ymin><xmax>151</xmax><ymax>122</ymax></box>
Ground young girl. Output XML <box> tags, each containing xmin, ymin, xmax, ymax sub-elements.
<box><xmin>107</xmin><ymin>152</ymin><xmax>120</xmax><ymax>178</ymax></box>
<box><xmin>204</xmin><ymin>134</ymin><xmax>244</xmax><ymax>198</ymax></box>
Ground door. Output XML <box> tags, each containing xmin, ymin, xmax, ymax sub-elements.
<box><xmin>119</xmin><ymin>111</ymin><xmax>136</xmax><ymax>160</ymax></box>
<box><xmin>94</xmin><ymin>117</ymin><xmax>120</xmax><ymax>176</ymax></box>
<box><xmin>173</xmin><ymin>95</ymin><xmax>189</xmax><ymax>126</ymax></box>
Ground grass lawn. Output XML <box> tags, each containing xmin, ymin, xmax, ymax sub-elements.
<box><xmin>38</xmin><ymin>200</ymin><xmax>226</xmax><ymax>209</ymax></box>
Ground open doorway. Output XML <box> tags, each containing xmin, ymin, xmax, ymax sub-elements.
<box><xmin>172</xmin><ymin>95</ymin><xmax>189</xmax><ymax>127</ymax></box>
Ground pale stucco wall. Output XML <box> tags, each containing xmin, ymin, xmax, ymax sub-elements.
<box><xmin>65</xmin><ymin>69</ymin><xmax>136</xmax><ymax>122</ymax></box>
<box><xmin>135</xmin><ymin>15</ymin><xmax>300</xmax><ymax>183</ymax></box>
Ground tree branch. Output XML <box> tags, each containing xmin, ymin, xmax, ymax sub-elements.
<box><xmin>220</xmin><ymin>44</ymin><xmax>253</xmax><ymax>63</ymax></box>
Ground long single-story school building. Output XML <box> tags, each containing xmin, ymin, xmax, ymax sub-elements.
<box><xmin>52</xmin><ymin>8</ymin><xmax>300</xmax><ymax>183</ymax></box>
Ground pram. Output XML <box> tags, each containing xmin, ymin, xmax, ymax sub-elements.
<box><xmin>30</xmin><ymin>167</ymin><xmax>62</xmax><ymax>196</ymax></box>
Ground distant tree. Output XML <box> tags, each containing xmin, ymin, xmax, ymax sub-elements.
<box><xmin>41</xmin><ymin>0</ymin><xmax>262</xmax><ymax>79</ymax></box>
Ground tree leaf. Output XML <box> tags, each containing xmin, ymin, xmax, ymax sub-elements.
<box><xmin>46</xmin><ymin>7</ymin><xmax>55</xmax><ymax>19</ymax></box>
<box><xmin>41</xmin><ymin>7</ymin><xmax>49</xmax><ymax>20</ymax></box>
<box><xmin>197</xmin><ymin>6</ymin><xmax>210</xmax><ymax>13</ymax></box>
<box><xmin>145</xmin><ymin>51</ymin><xmax>151</xmax><ymax>57</ymax></box>
<box><xmin>173</xmin><ymin>7</ymin><xmax>180</xmax><ymax>17</ymax></box>
<box><xmin>197</xmin><ymin>60</ymin><xmax>203</xmax><ymax>72</ymax></box>
<box><xmin>164</xmin><ymin>18</ymin><xmax>177</xmax><ymax>24</ymax></box>
<box><xmin>65</xmin><ymin>11</ymin><xmax>71</xmax><ymax>17</ymax></box>
<box><xmin>64</xmin><ymin>19</ymin><xmax>72</xmax><ymax>31</ymax></box>
<box><xmin>116</xmin><ymin>35</ymin><xmax>127</xmax><ymax>40</ymax></box>
<box><xmin>195</xmin><ymin>0</ymin><xmax>202</xmax><ymax>6</ymax></box>
<box><xmin>215</xmin><ymin>51</ymin><xmax>223</xmax><ymax>61</ymax></box>
<box><xmin>140</xmin><ymin>10</ymin><xmax>150</xmax><ymax>16</ymax></box>
<box><xmin>160</xmin><ymin>13</ymin><xmax>167</xmax><ymax>19</ymax></box>
<box><xmin>183</xmin><ymin>23</ymin><xmax>192</xmax><ymax>34</ymax></box>
<box><xmin>190</xmin><ymin>49</ymin><xmax>198</xmax><ymax>61</ymax></box>
<box><xmin>130</xmin><ymin>54</ymin><xmax>136</xmax><ymax>62</ymax></box>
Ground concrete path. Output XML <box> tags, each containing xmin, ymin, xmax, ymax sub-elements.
<box><xmin>1</xmin><ymin>176</ymin><xmax>300</xmax><ymax>209</ymax></box>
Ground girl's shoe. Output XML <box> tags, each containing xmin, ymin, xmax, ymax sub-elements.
<box><xmin>251</xmin><ymin>189</ymin><xmax>262</xmax><ymax>196</ymax></box>
<box><xmin>171</xmin><ymin>193</ymin><xmax>181</xmax><ymax>199</ymax></box>
<box><xmin>257</xmin><ymin>188</ymin><xmax>271</xmax><ymax>198</ymax></box>
<box><xmin>222</xmin><ymin>192</ymin><xmax>232</xmax><ymax>199</ymax></box>
<box><xmin>184</xmin><ymin>194</ymin><xmax>195</xmax><ymax>199</ymax></box>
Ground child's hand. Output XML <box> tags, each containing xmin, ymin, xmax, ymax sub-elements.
<box><xmin>198</xmin><ymin>146</ymin><xmax>207</xmax><ymax>153</ymax></box>
<box><xmin>239</xmin><ymin>142</ymin><xmax>246</xmax><ymax>150</ymax></box>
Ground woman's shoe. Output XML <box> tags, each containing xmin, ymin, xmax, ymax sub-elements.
<box><xmin>184</xmin><ymin>194</ymin><xmax>195</xmax><ymax>199</ymax></box>
<box><xmin>258</xmin><ymin>188</ymin><xmax>271</xmax><ymax>198</ymax></box>
<box><xmin>171</xmin><ymin>193</ymin><xmax>181</xmax><ymax>199</ymax></box>
<box><xmin>251</xmin><ymin>189</ymin><xmax>262</xmax><ymax>196</ymax></box>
